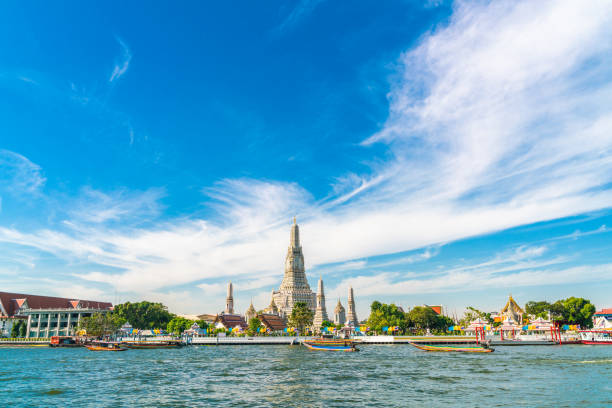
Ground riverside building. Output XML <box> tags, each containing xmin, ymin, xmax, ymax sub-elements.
<box><xmin>0</xmin><ymin>291</ymin><xmax>112</xmax><ymax>338</ymax></box>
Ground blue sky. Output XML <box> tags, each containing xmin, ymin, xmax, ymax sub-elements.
<box><xmin>0</xmin><ymin>0</ymin><xmax>611</xmax><ymax>319</ymax></box>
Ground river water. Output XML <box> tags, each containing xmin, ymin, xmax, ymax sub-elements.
<box><xmin>2</xmin><ymin>344</ymin><xmax>611</xmax><ymax>407</ymax></box>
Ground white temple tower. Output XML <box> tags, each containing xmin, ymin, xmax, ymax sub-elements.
<box><xmin>346</xmin><ymin>286</ymin><xmax>358</xmax><ymax>327</ymax></box>
<box><xmin>312</xmin><ymin>277</ymin><xmax>329</xmax><ymax>328</ymax></box>
<box><xmin>245</xmin><ymin>300</ymin><xmax>256</xmax><ymax>323</ymax></box>
<box><xmin>225</xmin><ymin>281</ymin><xmax>234</xmax><ymax>314</ymax></box>
<box><xmin>272</xmin><ymin>218</ymin><xmax>316</xmax><ymax>318</ymax></box>
<box><xmin>334</xmin><ymin>299</ymin><xmax>346</xmax><ymax>326</ymax></box>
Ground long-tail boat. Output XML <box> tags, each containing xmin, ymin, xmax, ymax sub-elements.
<box><xmin>409</xmin><ymin>342</ymin><xmax>494</xmax><ymax>353</ymax></box>
<box><xmin>86</xmin><ymin>341</ymin><xmax>126</xmax><ymax>351</ymax></box>
<box><xmin>121</xmin><ymin>339</ymin><xmax>184</xmax><ymax>349</ymax></box>
<box><xmin>302</xmin><ymin>338</ymin><xmax>359</xmax><ymax>352</ymax></box>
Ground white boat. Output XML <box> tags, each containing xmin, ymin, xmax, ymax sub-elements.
<box><xmin>579</xmin><ymin>330</ymin><xmax>612</xmax><ymax>345</ymax></box>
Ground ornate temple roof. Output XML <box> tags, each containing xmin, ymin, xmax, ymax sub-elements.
<box><xmin>214</xmin><ymin>314</ymin><xmax>248</xmax><ymax>329</ymax></box>
<box><xmin>258</xmin><ymin>313</ymin><xmax>286</xmax><ymax>332</ymax></box>
<box><xmin>501</xmin><ymin>295</ymin><xmax>524</xmax><ymax>314</ymax></box>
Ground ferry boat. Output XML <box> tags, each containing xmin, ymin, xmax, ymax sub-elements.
<box><xmin>86</xmin><ymin>341</ymin><xmax>126</xmax><ymax>351</ymax></box>
<box><xmin>49</xmin><ymin>336</ymin><xmax>80</xmax><ymax>348</ymax></box>
<box><xmin>579</xmin><ymin>330</ymin><xmax>612</xmax><ymax>345</ymax></box>
<box><xmin>410</xmin><ymin>342</ymin><xmax>494</xmax><ymax>353</ymax></box>
<box><xmin>121</xmin><ymin>339</ymin><xmax>184</xmax><ymax>349</ymax></box>
<box><xmin>302</xmin><ymin>338</ymin><xmax>359</xmax><ymax>352</ymax></box>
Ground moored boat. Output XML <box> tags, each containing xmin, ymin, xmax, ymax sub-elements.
<box><xmin>86</xmin><ymin>341</ymin><xmax>126</xmax><ymax>351</ymax></box>
<box><xmin>49</xmin><ymin>336</ymin><xmax>80</xmax><ymax>348</ymax></box>
<box><xmin>579</xmin><ymin>330</ymin><xmax>612</xmax><ymax>345</ymax></box>
<box><xmin>410</xmin><ymin>342</ymin><xmax>494</xmax><ymax>353</ymax></box>
<box><xmin>302</xmin><ymin>338</ymin><xmax>358</xmax><ymax>352</ymax></box>
<box><xmin>121</xmin><ymin>339</ymin><xmax>184</xmax><ymax>349</ymax></box>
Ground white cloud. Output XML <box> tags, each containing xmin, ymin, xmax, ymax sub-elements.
<box><xmin>109</xmin><ymin>37</ymin><xmax>132</xmax><ymax>82</ymax></box>
<box><xmin>68</xmin><ymin>186</ymin><xmax>165</xmax><ymax>224</ymax></box>
<box><xmin>0</xmin><ymin>150</ymin><xmax>46</xmax><ymax>195</ymax></box>
<box><xmin>3</xmin><ymin>1</ymin><xmax>612</xmax><ymax>314</ymax></box>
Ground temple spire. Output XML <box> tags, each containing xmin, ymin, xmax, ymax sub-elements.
<box><xmin>225</xmin><ymin>281</ymin><xmax>234</xmax><ymax>314</ymax></box>
<box><xmin>290</xmin><ymin>217</ymin><xmax>300</xmax><ymax>248</ymax></box>
<box><xmin>346</xmin><ymin>286</ymin><xmax>358</xmax><ymax>327</ymax></box>
<box><xmin>313</xmin><ymin>276</ymin><xmax>328</xmax><ymax>329</ymax></box>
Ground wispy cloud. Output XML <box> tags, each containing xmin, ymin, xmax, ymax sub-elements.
<box><xmin>329</xmin><ymin>245</ymin><xmax>576</xmax><ymax>298</ymax></box>
<box><xmin>68</xmin><ymin>187</ymin><xmax>165</xmax><ymax>224</ymax></box>
<box><xmin>109</xmin><ymin>37</ymin><xmax>132</xmax><ymax>82</ymax></box>
<box><xmin>2</xmin><ymin>1</ymin><xmax>612</xmax><ymax>313</ymax></box>
<box><xmin>275</xmin><ymin>0</ymin><xmax>325</xmax><ymax>34</ymax></box>
<box><xmin>0</xmin><ymin>150</ymin><xmax>46</xmax><ymax>195</ymax></box>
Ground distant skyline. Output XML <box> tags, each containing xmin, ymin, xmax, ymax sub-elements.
<box><xmin>1</xmin><ymin>0</ymin><xmax>611</xmax><ymax>319</ymax></box>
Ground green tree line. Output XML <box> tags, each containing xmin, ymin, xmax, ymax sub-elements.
<box><xmin>366</xmin><ymin>301</ymin><xmax>453</xmax><ymax>334</ymax></box>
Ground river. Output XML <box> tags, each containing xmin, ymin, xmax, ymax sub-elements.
<box><xmin>2</xmin><ymin>344</ymin><xmax>611</xmax><ymax>407</ymax></box>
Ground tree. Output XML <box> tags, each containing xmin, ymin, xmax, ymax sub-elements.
<box><xmin>367</xmin><ymin>302</ymin><xmax>407</xmax><ymax>333</ymax></box>
<box><xmin>459</xmin><ymin>307</ymin><xmax>493</xmax><ymax>327</ymax></box>
<box><xmin>321</xmin><ymin>320</ymin><xmax>334</xmax><ymax>327</ymax></box>
<box><xmin>525</xmin><ymin>301</ymin><xmax>552</xmax><ymax>319</ymax></box>
<box><xmin>167</xmin><ymin>316</ymin><xmax>195</xmax><ymax>336</ymax></box>
<box><xmin>407</xmin><ymin>306</ymin><xmax>440</xmax><ymax>330</ymax></box>
<box><xmin>288</xmin><ymin>302</ymin><xmax>313</xmax><ymax>333</ymax></box>
<box><xmin>561</xmin><ymin>297</ymin><xmax>596</xmax><ymax>328</ymax></box>
<box><xmin>113</xmin><ymin>301</ymin><xmax>174</xmax><ymax>329</ymax></box>
<box><xmin>11</xmin><ymin>320</ymin><xmax>27</xmax><ymax>338</ymax></box>
<box><xmin>524</xmin><ymin>297</ymin><xmax>596</xmax><ymax>328</ymax></box>
<box><xmin>248</xmin><ymin>317</ymin><xmax>262</xmax><ymax>336</ymax></box>
<box><xmin>78</xmin><ymin>313</ymin><xmax>122</xmax><ymax>337</ymax></box>
<box><xmin>194</xmin><ymin>320</ymin><xmax>209</xmax><ymax>331</ymax></box>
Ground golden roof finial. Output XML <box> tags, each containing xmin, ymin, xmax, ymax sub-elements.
<box><xmin>293</xmin><ymin>216</ymin><xmax>297</xmax><ymax>224</ymax></box>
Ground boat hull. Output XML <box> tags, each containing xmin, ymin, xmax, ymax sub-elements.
<box><xmin>86</xmin><ymin>346</ymin><xmax>126</xmax><ymax>351</ymax></box>
<box><xmin>302</xmin><ymin>339</ymin><xmax>358</xmax><ymax>352</ymax></box>
<box><xmin>410</xmin><ymin>342</ymin><xmax>494</xmax><ymax>353</ymax></box>
<box><xmin>581</xmin><ymin>341</ymin><xmax>612</xmax><ymax>345</ymax></box>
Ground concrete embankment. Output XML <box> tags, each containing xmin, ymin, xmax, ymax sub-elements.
<box><xmin>0</xmin><ymin>340</ymin><xmax>49</xmax><ymax>347</ymax></box>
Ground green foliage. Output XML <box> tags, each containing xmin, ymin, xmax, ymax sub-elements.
<box><xmin>194</xmin><ymin>320</ymin><xmax>209</xmax><ymax>330</ymax></box>
<box><xmin>459</xmin><ymin>306</ymin><xmax>493</xmax><ymax>327</ymax></box>
<box><xmin>288</xmin><ymin>302</ymin><xmax>313</xmax><ymax>333</ymax></box>
<box><xmin>113</xmin><ymin>301</ymin><xmax>174</xmax><ymax>329</ymax></box>
<box><xmin>524</xmin><ymin>297</ymin><xmax>595</xmax><ymax>328</ymax></box>
<box><xmin>78</xmin><ymin>313</ymin><xmax>123</xmax><ymax>337</ymax></box>
<box><xmin>321</xmin><ymin>320</ymin><xmax>334</xmax><ymax>327</ymax></box>
<box><xmin>367</xmin><ymin>302</ymin><xmax>407</xmax><ymax>333</ymax></box>
<box><xmin>407</xmin><ymin>306</ymin><xmax>439</xmax><ymax>330</ymax></box>
<box><xmin>525</xmin><ymin>301</ymin><xmax>551</xmax><ymax>319</ymax></box>
<box><xmin>167</xmin><ymin>316</ymin><xmax>195</xmax><ymax>335</ymax></box>
<box><xmin>248</xmin><ymin>317</ymin><xmax>262</xmax><ymax>336</ymax></box>
<box><xmin>560</xmin><ymin>297</ymin><xmax>596</xmax><ymax>328</ymax></box>
<box><xmin>11</xmin><ymin>320</ymin><xmax>27</xmax><ymax>338</ymax></box>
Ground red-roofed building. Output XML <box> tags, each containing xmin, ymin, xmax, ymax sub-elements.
<box><xmin>0</xmin><ymin>291</ymin><xmax>112</xmax><ymax>338</ymax></box>
<box><xmin>258</xmin><ymin>313</ymin><xmax>286</xmax><ymax>333</ymax></box>
<box><xmin>427</xmin><ymin>305</ymin><xmax>443</xmax><ymax>315</ymax></box>
<box><xmin>593</xmin><ymin>308</ymin><xmax>612</xmax><ymax>329</ymax></box>
<box><xmin>213</xmin><ymin>314</ymin><xmax>248</xmax><ymax>331</ymax></box>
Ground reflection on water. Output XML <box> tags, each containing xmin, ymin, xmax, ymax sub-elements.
<box><xmin>2</xmin><ymin>345</ymin><xmax>612</xmax><ymax>407</ymax></box>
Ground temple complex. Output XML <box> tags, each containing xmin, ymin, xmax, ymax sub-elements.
<box><xmin>346</xmin><ymin>286</ymin><xmax>358</xmax><ymax>327</ymax></box>
<box><xmin>272</xmin><ymin>218</ymin><xmax>316</xmax><ymax>317</ymax></box>
<box><xmin>312</xmin><ymin>277</ymin><xmax>329</xmax><ymax>328</ymax></box>
<box><xmin>334</xmin><ymin>299</ymin><xmax>346</xmax><ymax>326</ymax></box>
